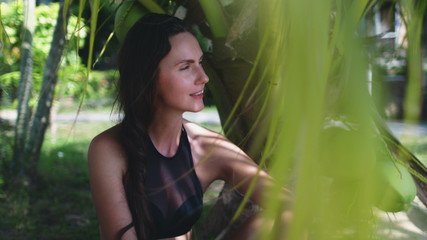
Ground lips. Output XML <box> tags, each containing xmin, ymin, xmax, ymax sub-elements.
<box><xmin>190</xmin><ymin>90</ymin><xmax>204</xmax><ymax>96</ymax></box>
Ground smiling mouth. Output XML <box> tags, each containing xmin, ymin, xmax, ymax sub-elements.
<box><xmin>191</xmin><ymin>90</ymin><xmax>204</xmax><ymax>96</ymax></box>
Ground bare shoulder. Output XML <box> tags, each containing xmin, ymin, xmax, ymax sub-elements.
<box><xmin>88</xmin><ymin>125</ymin><xmax>137</xmax><ymax>239</ymax></box>
<box><xmin>89</xmin><ymin>124</ymin><xmax>121</xmax><ymax>148</ymax></box>
<box><xmin>183</xmin><ymin>120</ymin><xmax>239</xmax><ymax>152</ymax></box>
<box><xmin>183</xmin><ymin>120</ymin><xmax>254</xmax><ymax>182</ymax></box>
<box><xmin>183</xmin><ymin>120</ymin><xmax>224</xmax><ymax>140</ymax></box>
<box><xmin>88</xmin><ymin>125</ymin><xmax>127</xmax><ymax>175</ymax></box>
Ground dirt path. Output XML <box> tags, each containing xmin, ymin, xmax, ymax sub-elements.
<box><xmin>0</xmin><ymin>109</ymin><xmax>221</xmax><ymax>124</ymax></box>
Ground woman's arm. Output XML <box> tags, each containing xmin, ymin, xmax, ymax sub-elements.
<box><xmin>211</xmin><ymin>139</ymin><xmax>290</xmax><ymax>205</ymax></box>
<box><xmin>203</xmin><ymin>133</ymin><xmax>292</xmax><ymax>239</ymax></box>
<box><xmin>185</xmin><ymin>122</ymin><xmax>291</xmax><ymax>206</ymax></box>
<box><xmin>189</xmin><ymin>127</ymin><xmax>293</xmax><ymax>238</ymax></box>
<box><xmin>88</xmin><ymin>129</ymin><xmax>137</xmax><ymax>240</ymax></box>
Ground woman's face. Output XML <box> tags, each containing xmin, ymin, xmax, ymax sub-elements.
<box><xmin>155</xmin><ymin>32</ymin><xmax>209</xmax><ymax>114</ymax></box>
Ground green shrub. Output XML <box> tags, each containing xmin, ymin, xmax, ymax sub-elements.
<box><xmin>1</xmin><ymin>2</ymin><xmax>113</xmax><ymax>108</ymax></box>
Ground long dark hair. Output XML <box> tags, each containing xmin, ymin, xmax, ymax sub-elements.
<box><xmin>116</xmin><ymin>13</ymin><xmax>192</xmax><ymax>239</ymax></box>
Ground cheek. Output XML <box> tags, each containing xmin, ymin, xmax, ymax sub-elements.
<box><xmin>156</xmin><ymin>71</ymin><xmax>171</xmax><ymax>94</ymax></box>
<box><xmin>156</xmin><ymin>73</ymin><xmax>186</xmax><ymax>101</ymax></box>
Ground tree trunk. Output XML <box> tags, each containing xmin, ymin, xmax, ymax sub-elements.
<box><xmin>193</xmin><ymin>2</ymin><xmax>266</xmax><ymax>238</ymax></box>
<box><xmin>25</xmin><ymin>0</ymin><xmax>72</xmax><ymax>183</ymax></box>
<box><xmin>402</xmin><ymin>1</ymin><xmax>427</xmax><ymax>122</ymax></box>
<box><xmin>195</xmin><ymin>58</ymin><xmax>264</xmax><ymax>239</ymax></box>
<box><xmin>11</xmin><ymin>0</ymin><xmax>35</xmax><ymax>184</ymax></box>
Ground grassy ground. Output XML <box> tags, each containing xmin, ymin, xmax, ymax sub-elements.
<box><xmin>0</xmin><ymin>121</ymin><xmax>114</xmax><ymax>240</ymax></box>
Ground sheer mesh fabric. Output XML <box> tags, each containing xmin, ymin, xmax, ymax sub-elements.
<box><xmin>145</xmin><ymin>127</ymin><xmax>203</xmax><ymax>239</ymax></box>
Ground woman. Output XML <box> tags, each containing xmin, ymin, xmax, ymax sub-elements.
<box><xmin>88</xmin><ymin>13</ymin><xmax>279</xmax><ymax>240</ymax></box>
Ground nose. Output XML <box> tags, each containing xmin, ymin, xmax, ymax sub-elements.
<box><xmin>196</xmin><ymin>66</ymin><xmax>209</xmax><ymax>84</ymax></box>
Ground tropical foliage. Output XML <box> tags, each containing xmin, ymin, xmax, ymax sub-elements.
<box><xmin>0</xmin><ymin>2</ymin><xmax>115</xmax><ymax>106</ymax></box>
<box><xmin>1</xmin><ymin>2</ymin><xmax>85</xmax><ymax>105</ymax></box>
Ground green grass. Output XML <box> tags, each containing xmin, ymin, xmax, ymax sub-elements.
<box><xmin>0</xmin><ymin>121</ymin><xmax>115</xmax><ymax>240</ymax></box>
<box><xmin>35</xmin><ymin>122</ymin><xmax>115</xmax><ymax>239</ymax></box>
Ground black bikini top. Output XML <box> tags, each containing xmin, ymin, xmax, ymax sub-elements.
<box><xmin>145</xmin><ymin>127</ymin><xmax>203</xmax><ymax>239</ymax></box>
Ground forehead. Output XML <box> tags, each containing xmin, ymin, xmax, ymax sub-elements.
<box><xmin>163</xmin><ymin>32</ymin><xmax>202</xmax><ymax>62</ymax></box>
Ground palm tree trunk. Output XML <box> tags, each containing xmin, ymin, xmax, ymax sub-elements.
<box><xmin>402</xmin><ymin>0</ymin><xmax>427</xmax><ymax>122</ymax></box>
<box><xmin>25</xmin><ymin>0</ymin><xmax>72</xmax><ymax>183</ymax></box>
<box><xmin>194</xmin><ymin>26</ymin><xmax>267</xmax><ymax>240</ymax></box>
<box><xmin>11</xmin><ymin>0</ymin><xmax>35</xmax><ymax>184</ymax></box>
<box><xmin>189</xmin><ymin>1</ymin><xmax>268</xmax><ymax>238</ymax></box>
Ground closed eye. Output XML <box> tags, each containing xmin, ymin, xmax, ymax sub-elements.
<box><xmin>180</xmin><ymin>65</ymin><xmax>190</xmax><ymax>71</ymax></box>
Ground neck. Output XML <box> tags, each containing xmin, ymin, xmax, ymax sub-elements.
<box><xmin>148</xmin><ymin>108</ymin><xmax>184</xmax><ymax>157</ymax></box>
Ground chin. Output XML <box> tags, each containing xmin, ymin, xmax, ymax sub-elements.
<box><xmin>189</xmin><ymin>104</ymin><xmax>205</xmax><ymax>113</ymax></box>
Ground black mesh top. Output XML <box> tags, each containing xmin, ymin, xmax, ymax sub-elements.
<box><xmin>145</xmin><ymin>127</ymin><xmax>203</xmax><ymax>239</ymax></box>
